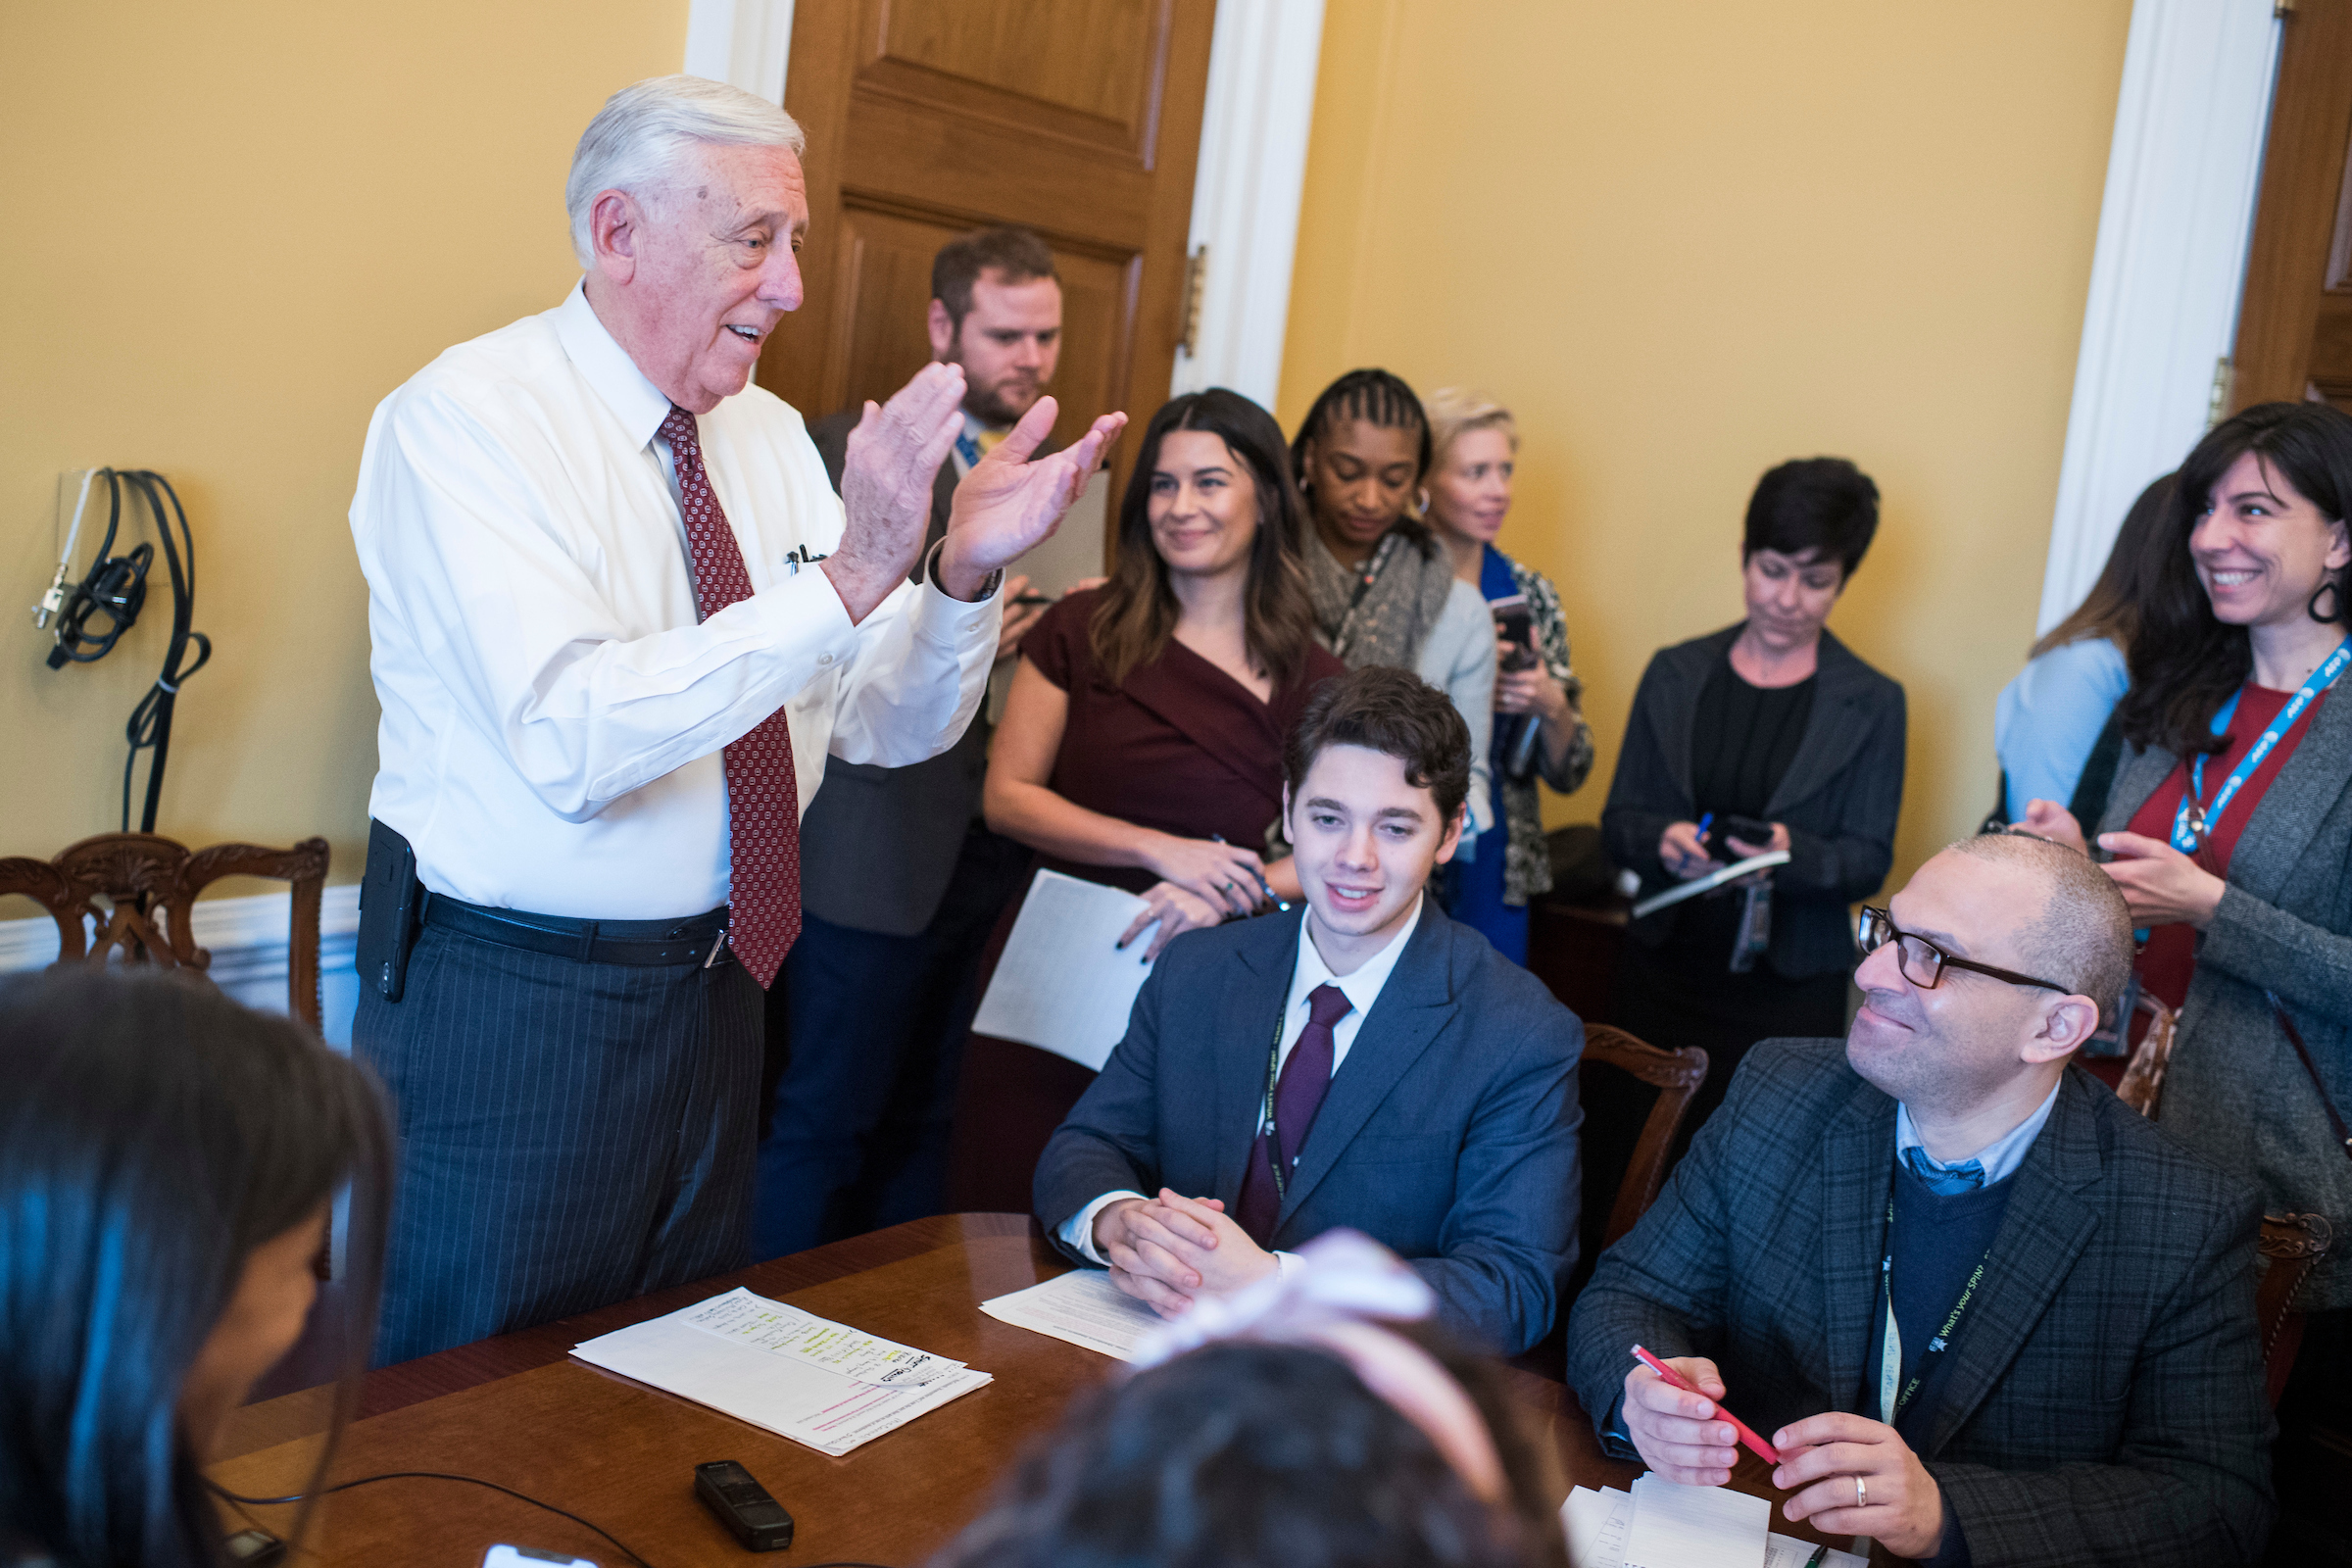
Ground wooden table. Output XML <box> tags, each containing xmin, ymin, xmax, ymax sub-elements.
<box><xmin>214</xmin><ymin>1214</ymin><xmax>1830</xmax><ymax>1567</ymax></box>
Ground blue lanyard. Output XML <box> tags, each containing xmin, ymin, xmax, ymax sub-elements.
<box><xmin>2172</xmin><ymin>637</ymin><xmax>2352</xmax><ymax>853</ymax></box>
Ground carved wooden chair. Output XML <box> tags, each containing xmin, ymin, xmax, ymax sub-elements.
<box><xmin>2111</xmin><ymin>991</ymin><xmax>2180</xmax><ymax>1117</ymax></box>
<box><xmin>1582</xmin><ymin>1024</ymin><xmax>1710</xmax><ymax>1251</ymax></box>
<box><xmin>2259</xmin><ymin>1211</ymin><xmax>2334</xmax><ymax>1407</ymax></box>
<box><xmin>0</xmin><ymin>832</ymin><xmax>330</xmax><ymax>1035</ymax></box>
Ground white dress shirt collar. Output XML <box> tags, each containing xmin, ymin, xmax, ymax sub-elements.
<box><xmin>1286</xmin><ymin>894</ymin><xmax>1425</xmax><ymax>1043</ymax></box>
<box><xmin>1894</xmin><ymin>1077</ymin><xmax>2062</xmax><ymax>1187</ymax></box>
<box><xmin>551</xmin><ymin>280</ymin><xmax>672</xmax><ymax>449</ymax></box>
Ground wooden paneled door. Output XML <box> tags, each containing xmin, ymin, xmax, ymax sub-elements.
<box><xmin>758</xmin><ymin>0</ymin><xmax>1217</xmax><ymax>528</ymax></box>
<box><xmin>2230</xmin><ymin>0</ymin><xmax>2352</xmax><ymax>414</ymax></box>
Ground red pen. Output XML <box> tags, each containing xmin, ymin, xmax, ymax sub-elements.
<box><xmin>1631</xmin><ymin>1344</ymin><xmax>1782</xmax><ymax>1465</ymax></box>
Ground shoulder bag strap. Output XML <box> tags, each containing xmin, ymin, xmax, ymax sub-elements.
<box><xmin>2269</xmin><ymin>991</ymin><xmax>2352</xmax><ymax>1163</ymax></box>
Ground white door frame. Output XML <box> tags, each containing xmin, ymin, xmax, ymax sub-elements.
<box><xmin>680</xmin><ymin>0</ymin><xmax>1324</xmax><ymax>415</ymax></box>
<box><xmin>2036</xmin><ymin>0</ymin><xmax>2283</xmax><ymax>633</ymax></box>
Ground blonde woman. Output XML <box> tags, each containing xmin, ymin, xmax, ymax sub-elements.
<box><xmin>1422</xmin><ymin>389</ymin><xmax>1594</xmax><ymax>964</ymax></box>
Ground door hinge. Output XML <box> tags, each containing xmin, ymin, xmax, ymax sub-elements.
<box><xmin>2209</xmin><ymin>357</ymin><xmax>2236</xmax><ymax>427</ymax></box>
<box><xmin>1178</xmin><ymin>245</ymin><xmax>1209</xmax><ymax>359</ymax></box>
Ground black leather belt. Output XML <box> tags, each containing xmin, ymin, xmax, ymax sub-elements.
<box><xmin>421</xmin><ymin>893</ymin><xmax>729</xmax><ymax>967</ymax></box>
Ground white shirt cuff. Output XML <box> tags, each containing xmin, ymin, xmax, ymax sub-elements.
<box><xmin>1061</xmin><ymin>1190</ymin><xmax>1148</xmax><ymax>1265</ymax></box>
<box><xmin>1272</xmin><ymin>1250</ymin><xmax>1304</xmax><ymax>1276</ymax></box>
<box><xmin>913</xmin><ymin>540</ymin><xmax>1003</xmax><ymax>648</ymax></box>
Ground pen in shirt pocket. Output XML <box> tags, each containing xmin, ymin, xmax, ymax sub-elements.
<box><xmin>1210</xmin><ymin>835</ymin><xmax>1289</xmax><ymax>912</ymax></box>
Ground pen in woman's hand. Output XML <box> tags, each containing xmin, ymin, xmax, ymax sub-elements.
<box><xmin>1210</xmin><ymin>834</ymin><xmax>1288</xmax><ymax>912</ymax></box>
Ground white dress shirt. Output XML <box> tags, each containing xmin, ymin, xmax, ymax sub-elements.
<box><xmin>1062</xmin><ymin>896</ymin><xmax>1427</xmax><ymax>1264</ymax></box>
<box><xmin>350</xmin><ymin>283</ymin><xmax>1003</xmax><ymax>918</ymax></box>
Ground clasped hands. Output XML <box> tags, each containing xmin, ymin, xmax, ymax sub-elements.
<box><xmin>1622</xmin><ymin>1355</ymin><xmax>1944</xmax><ymax>1559</ymax></box>
<box><xmin>2011</xmin><ymin>799</ymin><xmax>2225</xmax><ymax>929</ymax></box>
<box><xmin>826</xmin><ymin>362</ymin><xmax>1127</xmax><ymax>622</ymax></box>
<box><xmin>1093</xmin><ymin>1188</ymin><xmax>1278</xmax><ymax>1318</ymax></box>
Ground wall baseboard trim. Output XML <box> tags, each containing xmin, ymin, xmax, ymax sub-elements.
<box><xmin>0</xmin><ymin>885</ymin><xmax>363</xmax><ymax>1043</ymax></box>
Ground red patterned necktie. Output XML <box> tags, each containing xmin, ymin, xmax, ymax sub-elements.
<box><xmin>661</xmin><ymin>404</ymin><xmax>801</xmax><ymax>989</ymax></box>
<box><xmin>1236</xmin><ymin>982</ymin><xmax>1354</xmax><ymax>1246</ymax></box>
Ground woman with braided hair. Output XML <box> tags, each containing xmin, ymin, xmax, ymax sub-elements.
<box><xmin>1292</xmin><ymin>368</ymin><xmax>1498</xmax><ymax>853</ymax></box>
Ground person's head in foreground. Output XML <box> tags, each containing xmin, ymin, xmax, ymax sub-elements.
<box><xmin>930</xmin><ymin>1235</ymin><xmax>1564</xmax><ymax>1568</ymax></box>
<box><xmin>929</xmin><ymin>226</ymin><xmax>1062</xmax><ymax>428</ymax></box>
<box><xmin>1283</xmin><ymin>664</ymin><xmax>1471</xmax><ymax>968</ymax></box>
<box><xmin>0</xmin><ymin>968</ymin><xmax>391</xmax><ymax>1568</ymax></box>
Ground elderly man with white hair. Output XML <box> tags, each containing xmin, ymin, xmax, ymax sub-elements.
<box><xmin>348</xmin><ymin>74</ymin><xmax>1124</xmax><ymax>1363</ymax></box>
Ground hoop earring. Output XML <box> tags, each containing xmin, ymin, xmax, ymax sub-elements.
<box><xmin>2312</xmin><ymin>579</ymin><xmax>2343</xmax><ymax>623</ymax></box>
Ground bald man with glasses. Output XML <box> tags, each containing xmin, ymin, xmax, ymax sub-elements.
<box><xmin>1566</xmin><ymin>833</ymin><xmax>2274</xmax><ymax>1568</ymax></box>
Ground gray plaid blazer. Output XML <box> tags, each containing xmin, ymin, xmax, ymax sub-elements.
<box><xmin>1565</xmin><ymin>1038</ymin><xmax>2273</xmax><ymax>1567</ymax></box>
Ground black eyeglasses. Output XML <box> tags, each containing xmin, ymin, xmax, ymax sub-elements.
<box><xmin>1855</xmin><ymin>906</ymin><xmax>2072</xmax><ymax>995</ymax></box>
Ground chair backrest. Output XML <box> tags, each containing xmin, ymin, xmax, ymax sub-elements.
<box><xmin>2112</xmin><ymin>991</ymin><xmax>2180</xmax><ymax>1118</ymax></box>
<box><xmin>0</xmin><ymin>832</ymin><xmax>329</xmax><ymax>1036</ymax></box>
<box><xmin>1581</xmin><ymin>1024</ymin><xmax>1709</xmax><ymax>1251</ymax></box>
<box><xmin>2258</xmin><ymin>1211</ymin><xmax>2333</xmax><ymax>1407</ymax></box>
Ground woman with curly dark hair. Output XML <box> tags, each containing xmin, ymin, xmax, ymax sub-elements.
<box><xmin>2019</xmin><ymin>401</ymin><xmax>2352</xmax><ymax>1319</ymax></box>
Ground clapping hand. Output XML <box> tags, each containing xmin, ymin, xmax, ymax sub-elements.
<box><xmin>828</xmin><ymin>362</ymin><xmax>969</xmax><ymax>622</ymax></box>
<box><xmin>939</xmin><ymin>396</ymin><xmax>1128</xmax><ymax>602</ymax></box>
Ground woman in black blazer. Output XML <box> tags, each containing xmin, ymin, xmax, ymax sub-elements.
<box><xmin>1601</xmin><ymin>459</ymin><xmax>1906</xmax><ymax>1136</ymax></box>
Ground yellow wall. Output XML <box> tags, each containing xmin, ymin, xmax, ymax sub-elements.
<box><xmin>0</xmin><ymin>1</ymin><xmax>686</xmax><ymax>885</ymax></box>
<box><xmin>1280</xmin><ymin>1</ymin><xmax>2134</xmax><ymax>891</ymax></box>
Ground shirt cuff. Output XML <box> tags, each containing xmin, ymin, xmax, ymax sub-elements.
<box><xmin>1597</xmin><ymin>1391</ymin><xmax>1641</xmax><ymax>1461</ymax></box>
<box><xmin>1059</xmin><ymin>1190</ymin><xmax>1149</xmax><ymax>1265</ymax></box>
<box><xmin>1272</xmin><ymin>1250</ymin><xmax>1304</xmax><ymax>1276</ymax></box>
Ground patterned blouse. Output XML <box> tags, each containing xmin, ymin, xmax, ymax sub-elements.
<box><xmin>1495</xmin><ymin>553</ymin><xmax>1595</xmax><ymax>906</ymax></box>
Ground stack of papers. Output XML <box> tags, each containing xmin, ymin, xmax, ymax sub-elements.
<box><xmin>1563</xmin><ymin>1479</ymin><xmax>1864</xmax><ymax>1568</ymax></box>
<box><xmin>571</xmin><ymin>1287</ymin><xmax>991</xmax><ymax>1456</ymax></box>
<box><xmin>980</xmin><ymin>1268</ymin><xmax>1162</xmax><ymax>1360</ymax></box>
<box><xmin>971</xmin><ymin>870</ymin><xmax>1157</xmax><ymax>1070</ymax></box>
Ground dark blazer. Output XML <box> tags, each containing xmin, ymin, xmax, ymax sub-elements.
<box><xmin>1034</xmin><ymin>904</ymin><xmax>1584</xmax><ymax>1356</ymax></box>
<box><xmin>797</xmin><ymin>409</ymin><xmax>983</xmax><ymax>936</ymax></box>
<box><xmin>2098</xmin><ymin>690</ymin><xmax>2352</xmax><ymax>1310</ymax></box>
<box><xmin>1566</xmin><ymin>1038</ymin><xmax>2274</xmax><ymax>1568</ymax></box>
<box><xmin>1602</xmin><ymin>623</ymin><xmax>1905</xmax><ymax>978</ymax></box>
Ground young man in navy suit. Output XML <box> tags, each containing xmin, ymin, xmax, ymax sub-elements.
<box><xmin>1032</xmin><ymin>665</ymin><xmax>1585</xmax><ymax>1355</ymax></box>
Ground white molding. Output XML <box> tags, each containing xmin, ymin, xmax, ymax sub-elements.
<box><xmin>0</xmin><ymin>885</ymin><xmax>362</xmax><ymax>1045</ymax></box>
<box><xmin>2038</xmin><ymin>0</ymin><xmax>2282</xmax><ymax>634</ymax></box>
<box><xmin>683</xmin><ymin>0</ymin><xmax>797</xmax><ymax>106</ymax></box>
<box><xmin>1169</xmin><ymin>0</ymin><xmax>1328</xmax><ymax>409</ymax></box>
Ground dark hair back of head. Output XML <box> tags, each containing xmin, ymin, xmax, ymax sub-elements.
<box><xmin>932</xmin><ymin>226</ymin><xmax>1058</xmax><ymax>332</ymax></box>
<box><xmin>2117</xmin><ymin>401</ymin><xmax>2352</xmax><ymax>759</ymax></box>
<box><xmin>1093</xmin><ymin>389</ymin><xmax>1323</xmax><ymax>688</ymax></box>
<box><xmin>1285</xmin><ymin>665</ymin><xmax>1472</xmax><ymax>825</ymax></box>
<box><xmin>1742</xmin><ymin>457</ymin><xmax>1881</xmax><ymax>577</ymax></box>
<box><xmin>0</xmin><ymin>968</ymin><xmax>391</xmax><ymax>1568</ymax></box>
<box><xmin>927</xmin><ymin>1343</ymin><xmax>1544</xmax><ymax>1568</ymax></box>
<box><xmin>2029</xmin><ymin>472</ymin><xmax>2176</xmax><ymax>662</ymax></box>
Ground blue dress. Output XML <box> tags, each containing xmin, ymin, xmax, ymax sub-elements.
<box><xmin>1447</xmin><ymin>546</ymin><xmax>1529</xmax><ymax>964</ymax></box>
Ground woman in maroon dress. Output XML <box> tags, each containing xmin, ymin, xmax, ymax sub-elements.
<box><xmin>951</xmin><ymin>390</ymin><xmax>1346</xmax><ymax>1209</ymax></box>
<box><xmin>987</xmin><ymin>388</ymin><xmax>1347</xmax><ymax>956</ymax></box>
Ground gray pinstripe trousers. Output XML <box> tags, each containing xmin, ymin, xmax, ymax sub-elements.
<box><xmin>355</xmin><ymin>923</ymin><xmax>764</xmax><ymax>1366</ymax></box>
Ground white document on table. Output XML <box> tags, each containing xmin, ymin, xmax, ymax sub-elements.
<box><xmin>1563</xmin><ymin>1485</ymin><xmax>1634</xmax><ymax>1568</ymax></box>
<box><xmin>1566</xmin><ymin>1480</ymin><xmax>1860</xmax><ymax>1568</ymax></box>
<box><xmin>571</xmin><ymin>1290</ymin><xmax>990</xmax><ymax>1457</ymax></box>
<box><xmin>971</xmin><ymin>870</ymin><xmax>1156</xmax><ymax>1071</ymax></box>
<box><xmin>1622</xmin><ymin>1474</ymin><xmax>1770</xmax><ymax>1568</ymax></box>
<box><xmin>980</xmin><ymin>1267</ymin><xmax>1162</xmax><ymax>1361</ymax></box>
<box><xmin>678</xmin><ymin>1287</ymin><xmax>963</xmax><ymax>1386</ymax></box>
